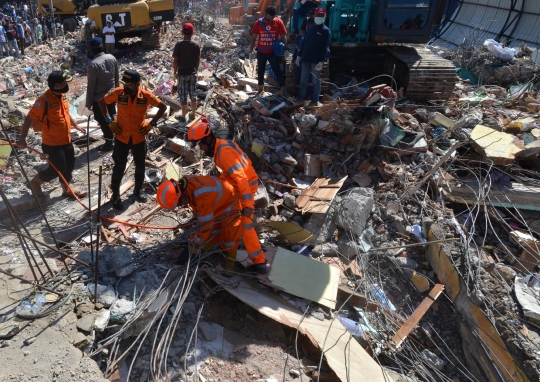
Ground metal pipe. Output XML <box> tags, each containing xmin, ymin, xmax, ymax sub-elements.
<box><xmin>0</xmin><ymin>223</ymin><xmax>90</xmax><ymax>267</ymax></box>
<box><xmin>94</xmin><ymin>166</ymin><xmax>102</xmax><ymax>305</ymax></box>
<box><xmin>0</xmin><ymin>119</ymin><xmax>60</xmax><ymax>248</ymax></box>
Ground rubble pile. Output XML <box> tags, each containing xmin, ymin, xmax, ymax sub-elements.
<box><xmin>2</xmin><ymin>14</ymin><xmax>540</xmax><ymax>382</ymax></box>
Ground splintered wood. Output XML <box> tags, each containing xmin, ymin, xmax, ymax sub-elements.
<box><xmin>389</xmin><ymin>284</ymin><xmax>445</xmax><ymax>350</ymax></box>
<box><xmin>295</xmin><ymin>177</ymin><xmax>347</xmax><ymax>214</ymax></box>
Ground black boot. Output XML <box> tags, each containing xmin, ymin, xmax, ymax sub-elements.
<box><xmin>98</xmin><ymin>139</ymin><xmax>114</xmax><ymax>151</ymax></box>
<box><xmin>133</xmin><ymin>189</ymin><xmax>147</xmax><ymax>203</ymax></box>
<box><xmin>111</xmin><ymin>194</ymin><xmax>123</xmax><ymax>210</ymax></box>
<box><xmin>249</xmin><ymin>263</ymin><xmax>268</xmax><ymax>275</ymax></box>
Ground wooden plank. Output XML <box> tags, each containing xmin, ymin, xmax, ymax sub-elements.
<box><xmin>208</xmin><ymin>271</ymin><xmax>386</xmax><ymax>382</ymax></box>
<box><xmin>337</xmin><ymin>285</ymin><xmax>379</xmax><ymax>312</ymax></box>
<box><xmin>295</xmin><ymin>178</ymin><xmax>326</xmax><ymax>209</ymax></box>
<box><xmin>389</xmin><ymin>284</ymin><xmax>445</xmax><ymax>350</ymax></box>
<box><xmin>91</xmin><ymin>180</ymin><xmax>134</xmax><ymax>212</ymax></box>
<box><xmin>297</xmin><ymin>177</ymin><xmax>347</xmax><ymax>214</ymax></box>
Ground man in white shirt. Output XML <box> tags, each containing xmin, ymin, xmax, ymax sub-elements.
<box><xmin>102</xmin><ymin>20</ymin><xmax>115</xmax><ymax>54</ymax></box>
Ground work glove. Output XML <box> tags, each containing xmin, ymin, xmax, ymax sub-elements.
<box><xmin>109</xmin><ymin>120</ymin><xmax>122</xmax><ymax>134</ymax></box>
<box><xmin>139</xmin><ymin>121</ymin><xmax>154</xmax><ymax>136</ymax></box>
<box><xmin>295</xmin><ymin>56</ymin><xmax>301</xmax><ymax>66</ymax></box>
<box><xmin>314</xmin><ymin>62</ymin><xmax>323</xmax><ymax>71</ymax></box>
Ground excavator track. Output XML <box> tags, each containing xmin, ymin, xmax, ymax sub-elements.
<box><xmin>389</xmin><ymin>45</ymin><xmax>457</xmax><ymax>101</ymax></box>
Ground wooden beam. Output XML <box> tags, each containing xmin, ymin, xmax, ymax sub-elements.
<box><xmin>337</xmin><ymin>285</ymin><xmax>379</xmax><ymax>312</ymax></box>
<box><xmin>389</xmin><ymin>284</ymin><xmax>445</xmax><ymax>350</ymax></box>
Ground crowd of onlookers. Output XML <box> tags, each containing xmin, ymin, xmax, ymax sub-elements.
<box><xmin>0</xmin><ymin>2</ymin><xmax>64</xmax><ymax>58</ymax></box>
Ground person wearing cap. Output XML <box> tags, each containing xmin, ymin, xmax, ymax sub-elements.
<box><xmin>249</xmin><ymin>5</ymin><xmax>289</xmax><ymax>96</ymax></box>
<box><xmin>295</xmin><ymin>7</ymin><xmax>329</xmax><ymax>106</ymax></box>
<box><xmin>156</xmin><ymin>176</ymin><xmax>243</xmax><ymax>274</ymax></box>
<box><xmin>172</xmin><ymin>22</ymin><xmax>200</xmax><ymax>122</ymax></box>
<box><xmin>98</xmin><ymin>70</ymin><xmax>167</xmax><ymax>209</ymax></box>
<box><xmin>17</xmin><ymin>71</ymin><xmax>88</xmax><ymax>199</ymax></box>
<box><xmin>186</xmin><ymin>118</ymin><xmax>268</xmax><ymax>274</ymax></box>
<box><xmin>86</xmin><ymin>36</ymin><xmax>119</xmax><ymax>151</ymax></box>
<box><xmin>102</xmin><ymin>20</ymin><xmax>115</xmax><ymax>55</ymax></box>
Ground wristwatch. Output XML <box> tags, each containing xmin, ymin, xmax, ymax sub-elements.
<box><xmin>150</xmin><ymin>120</ymin><xmax>157</xmax><ymax>127</ymax></box>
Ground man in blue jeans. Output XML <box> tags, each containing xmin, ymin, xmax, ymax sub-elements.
<box><xmin>248</xmin><ymin>5</ymin><xmax>289</xmax><ymax>95</ymax></box>
<box><xmin>296</xmin><ymin>7</ymin><xmax>329</xmax><ymax>106</ymax></box>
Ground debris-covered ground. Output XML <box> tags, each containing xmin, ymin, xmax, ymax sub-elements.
<box><xmin>1</xmin><ymin>7</ymin><xmax>540</xmax><ymax>382</ymax></box>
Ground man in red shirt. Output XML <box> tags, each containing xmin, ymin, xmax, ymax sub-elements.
<box><xmin>249</xmin><ymin>5</ymin><xmax>289</xmax><ymax>95</ymax></box>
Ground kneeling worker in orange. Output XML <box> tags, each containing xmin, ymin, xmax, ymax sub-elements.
<box><xmin>187</xmin><ymin>118</ymin><xmax>267</xmax><ymax>274</ymax></box>
<box><xmin>157</xmin><ymin>176</ymin><xmax>243</xmax><ymax>272</ymax></box>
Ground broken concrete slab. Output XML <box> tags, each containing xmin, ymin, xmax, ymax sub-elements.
<box><xmin>88</xmin><ymin>284</ymin><xmax>116</xmax><ymax>308</ymax></box>
<box><xmin>94</xmin><ymin>309</ymin><xmax>110</xmax><ymax>332</ymax></box>
<box><xmin>108</xmin><ymin>246</ymin><xmax>136</xmax><ymax>277</ymax></box>
<box><xmin>336</xmin><ymin>187</ymin><xmax>374</xmax><ymax>237</ymax></box>
<box><xmin>76</xmin><ymin>315</ymin><xmax>95</xmax><ymax>333</ymax></box>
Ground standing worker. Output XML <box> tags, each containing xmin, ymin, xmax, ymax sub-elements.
<box><xmin>98</xmin><ymin>70</ymin><xmax>167</xmax><ymax>209</ymax></box>
<box><xmin>295</xmin><ymin>7</ymin><xmax>330</xmax><ymax>106</ymax></box>
<box><xmin>248</xmin><ymin>5</ymin><xmax>289</xmax><ymax>96</ymax></box>
<box><xmin>102</xmin><ymin>19</ymin><xmax>115</xmax><ymax>55</ymax></box>
<box><xmin>156</xmin><ymin>176</ymin><xmax>242</xmax><ymax>273</ymax></box>
<box><xmin>187</xmin><ymin>118</ymin><xmax>267</xmax><ymax>274</ymax></box>
<box><xmin>86</xmin><ymin>37</ymin><xmax>119</xmax><ymax>151</ymax></box>
<box><xmin>172</xmin><ymin>22</ymin><xmax>200</xmax><ymax>122</ymax></box>
<box><xmin>16</xmin><ymin>71</ymin><xmax>88</xmax><ymax>199</ymax></box>
<box><xmin>84</xmin><ymin>18</ymin><xmax>93</xmax><ymax>57</ymax></box>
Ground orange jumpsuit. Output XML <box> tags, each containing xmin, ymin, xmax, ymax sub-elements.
<box><xmin>213</xmin><ymin>138</ymin><xmax>265</xmax><ymax>265</ymax></box>
<box><xmin>184</xmin><ymin>175</ymin><xmax>242</xmax><ymax>252</ymax></box>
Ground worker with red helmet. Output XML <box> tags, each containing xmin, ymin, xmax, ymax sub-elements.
<box><xmin>186</xmin><ymin>118</ymin><xmax>267</xmax><ymax>274</ymax></box>
<box><xmin>156</xmin><ymin>176</ymin><xmax>242</xmax><ymax>273</ymax></box>
<box><xmin>295</xmin><ymin>7</ymin><xmax>330</xmax><ymax>106</ymax></box>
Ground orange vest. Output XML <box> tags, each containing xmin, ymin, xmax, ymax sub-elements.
<box><xmin>103</xmin><ymin>87</ymin><xmax>161</xmax><ymax>145</ymax></box>
<box><xmin>213</xmin><ymin>138</ymin><xmax>258</xmax><ymax>209</ymax></box>
<box><xmin>29</xmin><ymin>89</ymin><xmax>72</xmax><ymax>146</ymax></box>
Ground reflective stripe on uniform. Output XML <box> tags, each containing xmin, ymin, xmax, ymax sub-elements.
<box><xmin>211</xmin><ymin>229</ymin><xmax>222</xmax><ymax>235</ymax></box>
<box><xmin>227</xmin><ymin>162</ymin><xmax>245</xmax><ymax>176</ymax></box>
<box><xmin>216</xmin><ymin>141</ymin><xmax>248</xmax><ymax>172</ymax></box>
<box><xmin>244</xmin><ymin>224</ymin><xmax>252</xmax><ymax>230</ymax></box>
<box><xmin>193</xmin><ymin>235</ymin><xmax>203</xmax><ymax>245</ymax></box>
<box><xmin>198</xmin><ymin>212</ymin><xmax>214</xmax><ymax>223</ymax></box>
<box><xmin>221</xmin><ymin>239</ymin><xmax>237</xmax><ymax>248</ymax></box>
<box><xmin>248</xmin><ymin>248</ymin><xmax>263</xmax><ymax>259</ymax></box>
<box><xmin>242</xmin><ymin>193</ymin><xmax>252</xmax><ymax>201</ymax></box>
<box><xmin>193</xmin><ymin>176</ymin><xmax>223</xmax><ymax>206</ymax></box>
<box><xmin>248</xmin><ymin>179</ymin><xmax>258</xmax><ymax>187</ymax></box>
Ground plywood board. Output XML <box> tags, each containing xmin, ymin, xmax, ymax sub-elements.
<box><xmin>268</xmin><ymin>247</ymin><xmax>339</xmax><ymax>309</ymax></box>
<box><xmin>265</xmin><ymin>221</ymin><xmax>314</xmax><ymax>244</ymax></box>
<box><xmin>208</xmin><ymin>271</ymin><xmax>385</xmax><ymax>382</ymax></box>
<box><xmin>296</xmin><ymin>177</ymin><xmax>347</xmax><ymax>214</ymax></box>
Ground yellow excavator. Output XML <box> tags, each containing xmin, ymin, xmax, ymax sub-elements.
<box><xmin>38</xmin><ymin>0</ymin><xmax>174</xmax><ymax>48</ymax></box>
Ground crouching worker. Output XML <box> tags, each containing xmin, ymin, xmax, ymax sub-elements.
<box><xmin>17</xmin><ymin>71</ymin><xmax>88</xmax><ymax>199</ymax></box>
<box><xmin>157</xmin><ymin>176</ymin><xmax>244</xmax><ymax>274</ymax></box>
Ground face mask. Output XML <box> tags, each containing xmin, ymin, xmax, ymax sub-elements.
<box><xmin>264</xmin><ymin>16</ymin><xmax>274</xmax><ymax>22</ymax></box>
<box><xmin>123</xmin><ymin>87</ymin><xmax>136</xmax><ymax>95</ymax></box>
<box><xmin>314</xmin><ymin>17</ymin><xmax>325</xmax><ymax>25</ymax></box>
<box><xmin>56</xmin><ymin>84</ymin><xmax>69</xmax><ymax>93</ymax></box>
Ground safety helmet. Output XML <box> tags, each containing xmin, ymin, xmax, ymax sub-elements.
<box><xmin>187</xmin><ymin>118</ymin><xmax>210</xmax><ymax>144</ymax></box>
<box><xmin>156</xmin><ymin>179</ymin><xmax>183</xmax><ymax>210</ymax></box>
<box><xmin>314</xmin><ymin>7</ymin><xmax>326</xmax><ymax>17</ymax></box>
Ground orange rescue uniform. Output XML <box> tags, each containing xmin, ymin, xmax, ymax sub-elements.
<box><xmin>103</xmin><ymin>87</ymin><xmax>161</xmax><ymax>144</ymax></box>
<box><xmin>213</xmin><ymin>138</ymin><xmax>264</xmax><ymax>264</ymax></box>
<box><xmin>28</xmin><ymin>89</ymin><xmax>72</xmax><ymax>146</ymax></box>
<box><xmin>184</xmin><ymin>175</ymin><xmax>242</xmax><ymax>252</ymax></box>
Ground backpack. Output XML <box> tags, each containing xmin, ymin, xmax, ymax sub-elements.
<box><xmin>31</xmin><ymin>94</ymin><xmax>49</xmax><ymax>133</ymax></box>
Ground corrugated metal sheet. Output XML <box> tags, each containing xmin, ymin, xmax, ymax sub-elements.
<box><xmin>431</xmin><ymin>0</ymin><xmax>540</xmax><ymax>50</ymax></box>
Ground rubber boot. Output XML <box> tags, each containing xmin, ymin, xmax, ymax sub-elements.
<box><xmin>189</xmin><ymin>99</ymin><xmax>198</xmax><ymax>121</ymax></box>
<box><xmin>29</xmin><ymin>174</ymin><xmax>46</xmax><ymax>197</ymax></box>
<box><xmin>98</xmin><ymin>139</ymin><xmax>114</xmax><ymax>151</ymax></box>
<box><xmin>249</xmin><ymin>262</ymin><xmax>268</xmax><ymax>275</ymax></box>
<box><xmin>61</xmin><ymin>182</ymin><xmax>88</xmax><ymax>199</ymax></box>
<box><xmin>256</xmin><ymin>84</ymin><xmax>264</xmax><ymax>95</ymax></box>
<box><xmin>111</xmin><ymin>186</ymin><xmax>123</xmax><ymax>210</ymax></box>
<box><xmin>223</xmin><ymin>250</ymin><xmax>237</xmax><ymax>278</ymax></box>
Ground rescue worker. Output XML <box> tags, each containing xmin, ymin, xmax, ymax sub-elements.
<box><xmin>17</xmin><ymin>71</ymin><xmax>88</xmax><ymax>199</ymax></box>
<box><xmin>156</xmin><ymin>176</ymin><xmax>242</xmax><ymax>273</ymax></box>
<box><xmin>187</xmin><ymin>118</ymin><xmax>268</xmax><ymax>274</ymax></box>
<box><xmin>98</xmin><ymin>69</ymin><xmax>167</xmax><ymax>209</ymax></box>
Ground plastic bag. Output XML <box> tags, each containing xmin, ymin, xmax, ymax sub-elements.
<box><xmin>483</xmin><ymin>39</ymin><xmax>515</xmax><ymax>62</ymax></box>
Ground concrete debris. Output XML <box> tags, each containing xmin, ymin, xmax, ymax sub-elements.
<box><xmin>336</xmin><ymin>188</ymin><xmax>374</xmax><ymax>237</ymax></box>
<box><xmin>420</xmin><ymin>349</ymin><xmax>445</xmax><ymax>371</ymax></box>
<box><xmin>108</xmin><ymin>246</ymin><xmax>136</xmax><ymax>277</ymax></box>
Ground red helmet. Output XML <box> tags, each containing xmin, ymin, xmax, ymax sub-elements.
<box><xmin>156</xmin><ymin>179</ymin><xmax>183</xmax><ymax>210</ymax></box>
<box><xmin>187</xmin><ymin>117</ymin><xmax>210</xmax><ymax>143</ymax></box>
<box><xmin>314</xmin><ymin>7</ymin><xmax>326</xmax><ymax>17</ymax></box>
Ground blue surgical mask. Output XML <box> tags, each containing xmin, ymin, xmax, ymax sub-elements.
<box><xmin>314</xmin><ymin>17</ymin><xmax>325</xmax><ymax>25</ymax></box>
